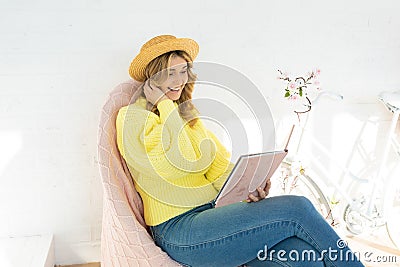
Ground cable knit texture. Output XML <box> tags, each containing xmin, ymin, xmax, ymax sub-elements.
<box><xmin>116</xmin><ymin>96</ymin><xmax>233</xmax><ymax>226</ymax></box>
<box><xmin>97</xmin><ymin>79</ymin><xmax>233</xmax><ymax>266</ymax></box>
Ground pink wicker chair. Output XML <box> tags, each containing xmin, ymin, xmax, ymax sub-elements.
<box><xmin>97</xmin><ymin>79</ymin><xmax>182</xmax><ymax>266</ymax></box>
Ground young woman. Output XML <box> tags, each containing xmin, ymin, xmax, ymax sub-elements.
<box><xmin>116</xmin><ymin>34</ymin><xmax>364</xmax><ymax>267</ymax></box>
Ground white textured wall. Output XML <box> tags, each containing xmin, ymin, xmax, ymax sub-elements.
<box><xmin>0</xmin><ymin>0</ymin><xmax>399</xmax><ymax>264</ymax></box>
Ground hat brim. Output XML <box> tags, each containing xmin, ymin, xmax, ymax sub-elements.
<box><xmin>129</xmin><ymin>38</ymin><xmax>199</xmax><ymax>82</ymax></box>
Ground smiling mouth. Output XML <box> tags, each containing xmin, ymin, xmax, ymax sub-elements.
<box><xmin>168</xmin><ymin>86</ymin><xmax>181</xmax><ymax>91</ymax></box>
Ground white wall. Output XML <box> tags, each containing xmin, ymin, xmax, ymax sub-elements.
<box><xmin>0</xmin><ymin>0</ymin><xmax>399</xmax><ymax>264</ymax></box>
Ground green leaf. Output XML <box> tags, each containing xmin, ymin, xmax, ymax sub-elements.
<box><xmin>285</xmin><ymin>92</ymin><xmax>290</xmax><ymax>97</ymax></box>
<box><xmin>299</xmin><ymin>88</ymin><xmax>303</xmax><ymax>97</ymax></box>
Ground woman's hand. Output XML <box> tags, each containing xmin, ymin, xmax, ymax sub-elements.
<box><xmin>246</xmin><ymin>179</ymin><xmax>272</xmax><ymax>203</ymax></box>
<box><xmin>143</xmin><ymin>79</ymin><xmax>168</xmax><ymax>105</ymax></box>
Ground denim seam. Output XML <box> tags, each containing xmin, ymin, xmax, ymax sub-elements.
<box><xmin>156</xmin><ymin>219</ymin><xmax>341</xmax><ymax>266</ymax></box>
<box><xmin>293</xmin><ymin>222</ymin><xmax>338</xmax><ymax>267</ymax></box>
<box><xmin>268</xmin><ymin>257</ymin><xmax>293</xmax><ymax>267</ymax></box>
<box><xmin>154</xmin><ymin>219</ymin><xmax>294</xmax><ymax>249</ymax></box>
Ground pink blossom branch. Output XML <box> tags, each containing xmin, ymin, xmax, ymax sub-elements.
<box><xmin>277</xmin><ymin>69</ymin><xmax>291</xmax><ymax>82</ymax></box>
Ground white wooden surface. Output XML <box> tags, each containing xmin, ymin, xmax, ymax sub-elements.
<box><xmin>0</xmin><ymin>234</ymin><xmax>54</xmax><ymax>267</ymax></box>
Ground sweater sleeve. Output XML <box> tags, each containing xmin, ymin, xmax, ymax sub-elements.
<box><xmin>204</xmin><ymin>130</ymin><xmax>235</xmax><ymax>191</ymax></box>
<box><xmin>116</xmin><ymin>99</ymin><xmax>210</xmax><ymax>181</ymax></box>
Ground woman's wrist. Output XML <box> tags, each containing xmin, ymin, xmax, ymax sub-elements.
<box><xmin>156</xmin><ymin>96</ymin><xmax>169</xmax><ymax>105</ymax></box>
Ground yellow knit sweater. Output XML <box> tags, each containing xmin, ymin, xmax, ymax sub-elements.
<box><xmin>116</xmin><ymin>97</ymin><xmax>234</xmax><ymax>226</ymax></box>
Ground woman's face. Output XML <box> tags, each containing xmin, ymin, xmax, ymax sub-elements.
<box><xmin>158</xmin><ymin>56</ymin><xmax>188</xmax><ymax>101</ymax></box>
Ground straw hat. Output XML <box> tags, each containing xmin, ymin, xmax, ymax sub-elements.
<box><xmin>129</xmin><ymin>35</ymin><xmax>199</xmax><ymax>82</ymax></box>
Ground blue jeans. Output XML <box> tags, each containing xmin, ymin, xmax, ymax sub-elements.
<box><xmin>150</xmin><ymin>195</ymin><xmax>364</xmax><ymax>267</ymax></box>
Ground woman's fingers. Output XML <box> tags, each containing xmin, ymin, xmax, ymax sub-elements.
<box><xmin>147</xmin><ymin>79</ymin><xmax>155</xmax><ymax>90</ymax></box>
<box><xmin>143</xmin><ymin>80</ymin><xmax>152</xmax><ymax>96</ymax></box>
<box><xmin>143</xmin><ymin>79</ymin><xmax>166</xmax><ymax>105</ymax></box>
<box><xmin>143</xmin><ymin>80</ymin><xmax>154</xmax><ymax>95</ymax></box>
<box><xmin>247</xmin><ymin>186</ymin><xmax>270</xmax><ymax>203</ymax></box>
<box><xmin>264</xmin><ymin>180</ymin><xmax>272</xmax><ymax>196</ymax></box>
<box><xmin>248</xmin><ymin>194</ymin><xmax>260</xmax><ymax>202</ymax></box>
<box><xmin>257</xmin><ymin>187</ymin><xmax>267</xmax><ymax>199</ymax></box>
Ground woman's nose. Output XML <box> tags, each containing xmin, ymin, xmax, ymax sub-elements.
<box><xmin>172</xmin><ymin>74</ymin><xmax>185</xmax><ymax>86</ymax></box>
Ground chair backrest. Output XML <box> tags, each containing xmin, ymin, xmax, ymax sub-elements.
<box><xmin>97</xmin><ymin>79</ymin><xmax>181</xmax><ymax>266</ymax></box>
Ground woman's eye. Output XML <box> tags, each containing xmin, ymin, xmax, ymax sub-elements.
<box><xmin>180</xmin><ymin>70</ymin><xmax>187</xmax><ymax>74</ymax></box>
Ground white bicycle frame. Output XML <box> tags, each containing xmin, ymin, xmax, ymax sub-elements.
<box><xmin>292</xmin><ymin>91</ymin><xmax>399</xmax><ymax>223</ymax></box>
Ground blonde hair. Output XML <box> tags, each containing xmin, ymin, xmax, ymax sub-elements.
<box><xmin>140</xmin><ymin>50</ymin><xmax>199</xmax><ymax>127</ymax></box>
